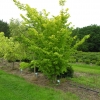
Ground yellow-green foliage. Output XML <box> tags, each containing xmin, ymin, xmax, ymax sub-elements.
<box><xmin>20</xmin><ymin>62</ymin><xmax>29</xmax><ymax>69</ymax></box>
<box><xmin>13</xmin><ymin>0</ymin><xmax>89</xmax><ymax>81</ymax></box>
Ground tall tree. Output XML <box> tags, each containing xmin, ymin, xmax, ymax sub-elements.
<box><xmin>0</xmin><ymin>20</ymin><xmax>10</xmax><ymax>37</ymax></box>
<box><xmin>13</xmin><ymin>0</ymin><xmax>89</xmax><ymax>82</ymax></box>
<box><xmin>72</xmin><ymin>24</ymin><xmax>100</xmax><ymax>52</ymax></box>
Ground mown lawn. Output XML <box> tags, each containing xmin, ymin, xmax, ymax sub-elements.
<box><xmin>71</xmin><ymin>63</ymin><xmax>100</xmax><ymax>74</ymax></box>
<box><xmin>70</xmin><ymin>63</ymin><xmax>100</xmax><ymax>89</ymax></box>
<box><xmin>0</xmin><ymin>70</ymin><xmax>79</xmax><ymax>100</ymax></box>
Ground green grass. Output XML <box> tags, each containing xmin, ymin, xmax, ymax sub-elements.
<box><xmin>0</xmin><ymin>70</ymin><xmax>79</xmax><ymax>100</ymax></box>
<box><xmin>70</xmin><ymin>63</ymin><xmax>100</xmax><ymax>89</ymax></box>
<box><xmin>71</xmin><ymin>63</ymin><xmax>100</xmax><ymax>74</ymax></box>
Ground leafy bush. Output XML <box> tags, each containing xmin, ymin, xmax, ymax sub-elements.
<box><xmin>66</xmin><ymin>66</ymin><xmax>74</xmax><ymax>78</ymax></box>
<box><xmin>19</xmin><ymin>62</ymin><xmax>29</xmax><ymax>69</ymax></box>
<box><xmin>84</xmin><ymin>59</ymin><xmax>90</xmax><ymax>64</ymax></box>
<box><xmin>96</xmin><ymin>61</ymin><xmax>100</xmax><ymax>66</ymax></box>
<box><xmin>91</xmin><ymin>60</ymin><xmax>96</xmax><ymax>64</ymax></box>
<box><xmin>57</xmin><ymin>65</ymin><xmax>74</xmax><ymax>79</ymax></box>
<box><xmin>88</xmin><ymin>55</ymin><xmax>98</xmax><ymax>61</ymax></box>
<box><xmin>68</xmin><ymin>58</ymin><xmax>76</xmax><ymax>63</ymax></box>
<box><xmin>70</xmin><ymin>51</ymin><xmax>100</xmax><ymax>65</ymax></box>
<box><xmin>78</xmin><ymin>59</ymin><xmax>83</xmax><ymax>63</ymax></box>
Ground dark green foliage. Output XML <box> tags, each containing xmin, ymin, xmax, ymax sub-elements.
<box><xmin>72</xmin><ymin>24</ymin><xmax>100</xmax><ymax>52</ymax></box>
<box><xmin>96</xmin><ymin>61</ymin><xmax>100</xmax><ymax>66</ymax></box>
<box><xmin>29</xmin><ymin>67</ymin><xmax>41</xmax><ymax>73</ymax></box>
<box><xmin>78</xmin><ymin>59</ymin><xmax>83</xmax><ymax>63</ymax></box>
<box><xmin>66</xmin><ymin>66</ymin><xmax>74</xmax><ymax>78</ymax></box>
<box><xmin>91</xmin><ymin>60</ymin><xmax>96</xmax><ymax>64</ymax></box>
<box><xmin>0</xmin><ymin>20</ymin><xmax>10</xmax><ymax>37</ymax></box>
<box><xmin>84</xmin><ymin>59</ymin><xmax>90</xmax><ymax>64</ymax></box>
<box><xmin>57</xmin><ymin>65</ymin><xmax>74</xmax><ymax>79</ymax></box>
<box><xmin>69</xmin><ymin>56</ymin><xmax>76</xmax><ymax>63</ymax></box>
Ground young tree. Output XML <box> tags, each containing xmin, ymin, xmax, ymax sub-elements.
<box><xmin>4</xmin><ymin>37</ymin><xmax>23</xmax><ymax>69</ymax></box>
<box><xmin>0</xmin><ymin>32</ymin><xmax>8</xmax><ymax>57</ymax></box>
<box><xmin>13</xmin><ymin>0</ymin><xmax>89</xmax><ymax>82</ymax></box>
<box><xmin>0</xmin><ymin>32</ymin><xmax>23</xmax><ymax>69</ymax></box>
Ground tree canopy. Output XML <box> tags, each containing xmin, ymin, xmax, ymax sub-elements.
<box><xmin>0</xmin><ymin>20</ymin><xmax>10</xmax><ymax>37</ymax></box>
<box><xmin>12</xmin><ymin>0</ymin><xmax>89</xmax><ymax>82</ymax></box>
<box><xmin>72</xmin><ymin>24</ymin><xmax>100</xmax><ymax>52</ymax></box>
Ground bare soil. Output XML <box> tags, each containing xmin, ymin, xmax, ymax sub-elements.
<box><xmin>0</xmin><ymin>61</ymin><xmax>100</xmax><ymax>100</ymax></box>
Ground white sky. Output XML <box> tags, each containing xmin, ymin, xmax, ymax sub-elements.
<box><xmin>0</xmin><ymin>0</ymin><xmax>100</xmax><ymax>28</ymax></box>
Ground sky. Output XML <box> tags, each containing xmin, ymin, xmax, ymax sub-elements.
<box><xmin>0</xmin><ymin>0</ymin><xmax>100</xmax><ymax>28</ymax></box>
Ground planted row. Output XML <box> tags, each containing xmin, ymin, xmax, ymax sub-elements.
<box><xmin>69</xmin><ymin>51</ymin><xmax>100</xmax><ymax>65</ymax></box>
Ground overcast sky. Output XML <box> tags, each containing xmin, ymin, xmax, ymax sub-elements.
<box><xmin>0</xmin><ymin>0</ymin><xmax>100</xmax><ymax>28</ymax></box>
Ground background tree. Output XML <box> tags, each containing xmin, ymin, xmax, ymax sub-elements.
<box><xmin>0</xmin><ymin>32</ymin><xmax>23</xmax><ymax>69</ymax></box>
<box><xmin>72</xmin><ymin>24</ymin><xmax>100</xmax><ymax>52</ymax></box>
<box><xmin>4</xmin><ymin>37</ymin><xmax>23</xmax><ymax>69</ymax></box>
<box><xmin>9</xmin><ymin>18</ymin><xmax>28</xmax><ymax>63</ymax></box>
<box><xmin>0</xmin><ymin>32</ymin><xmax>8</xmax><ymax>58</ymax></box>
<box><xmin>9</xmin><ymin>18</ymin><xmax>26</xmax><ymax>37</ymax></box>
<box><xmin>0</xmin><ymin>20</ymin><xmax>10</xmax><ymax>37</ymax></box>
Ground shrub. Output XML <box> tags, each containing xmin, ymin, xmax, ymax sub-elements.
<box><xmin>96</xmin><ymin>61</ymin><xmax>100</xmax><ymax>66</ymax></box>
<box><xmin>78</xmin><ymin>59</ymin><xmax>83</xmax><ymax>63</ymax></box>
<box><xmin>84</xmin><ymin>59</ymin><xmax>90</xmax><ymax>64</ymax></box>
<box><xmin>88</xmin><ymin>55</ymin><xmax>98</xmax><ymax>61</ymax></box>
<box><xmin>68</xmin><ymin>58</ymin><xmax>76</xmax><ymax>63</ymax></box>
<box><xmin>66</xmin><ymin>66</ymin><xmax>74</xmax><ymax>78</ymax></box>
<box><xmin>19</xmin><ymin>62</ymin><xmax>29</xmax><ymax>69</ymax></box>
<box><xmin>91</xmin><ymin>60</ymin><xmax>96</xmax><ymax>64</ymax></box>
<box><xmin>57</xmin><ymin>65</ymin><xmax>74</xmax><ymax>79</ymax></box>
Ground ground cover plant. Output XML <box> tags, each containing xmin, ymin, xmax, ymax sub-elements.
<box><xmin>0</xmin><ymin>70</ymin><xmax>80</xmax><ymax>100</ymax></box>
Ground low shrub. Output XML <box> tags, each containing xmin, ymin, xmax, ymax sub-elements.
<box><xmin>84</xmin><ymin>59</ymin><xmax>90</xmax><ymax>64</ymax></box>
<box><xmin>19</xmin><ymin>62</ymin><xmax>29</xmax><ymax>69</ymax></box>
<box><xmin>91</xmin><ymin>60</ymin><xmax>96</xmax><ymax>64</ymax></box>
<box><xmin>68</xmin><ymin>57</ymin><xmax>76</xmax><ymax>63</ymax></box>
<box><xmin>96</xmin><ymin>61</ymin><xmax>100</xmax><ymax>66</ymax></box>
<box><xmin>66</xmin><ymin>66</ymin><xmax>74</xmax><ymax>78</ymax></box>
<box><xmin>78</xmin><ymin>59</ymin><xmax>83</xmax><ymax>63</ymax></box>
<box><xmin>57</xmin><ymin>65</ymin><xmax>74</xmax><ymax>79</ymax></box>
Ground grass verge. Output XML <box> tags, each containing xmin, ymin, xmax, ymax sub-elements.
<box><xmin>70</xmin><ymin>63</ymin><xmax>100</xmax><ymax>89</ymax></box>
<box><xmin>0</xmin><ymin>70</ymin><xmax>79</xmax><ymax>100</ymax></box>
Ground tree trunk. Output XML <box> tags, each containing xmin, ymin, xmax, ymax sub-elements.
<box><xmin>34</xmin><ymin>66</ymin><xmax>36</xmax><ymax>73</ymax></box>
<box><xmin>52</xmin><ymin>75</ymin><xmax>57</xmax><ymax>84</ymax></box>
<box><xmin>12</xmin><ymin>61</ymin><xmax>15</xmax><ymax>69</ymax></box>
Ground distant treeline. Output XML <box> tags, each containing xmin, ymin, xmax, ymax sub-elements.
<box><xmin>72</xmin><ymin>24</ymin><xmax>100</xmax><ymax>52</ymax></box>
<box><xmin>0</xmin><ymin>20</ymin><xmax>10</xmax><ymax>37</ymax></box>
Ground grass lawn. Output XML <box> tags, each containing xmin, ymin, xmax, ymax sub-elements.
<box><xmin>71</xmin><ymin>63</ymin><xmax>100</xmax><ymax>74</ymax></box>
<box><xmin>0</xmin><ymin>70</ymin><xmax>79</xmax><ymax>100</ymax></box>
<box><xmin>70</xmin><ymin>63</ymin><xmax>100</xmax><ymax>89</ymax></box>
